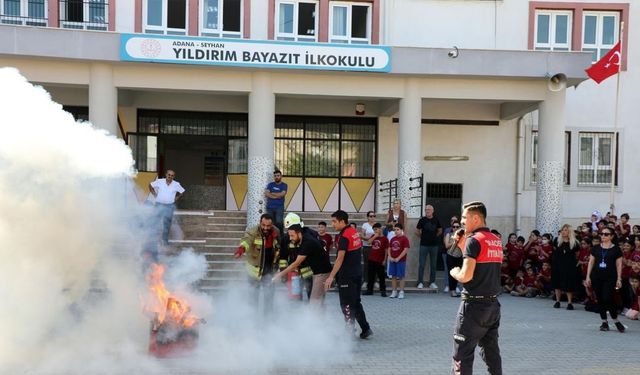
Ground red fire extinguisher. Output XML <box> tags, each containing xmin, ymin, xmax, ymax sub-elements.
<box><xmin>287</xmin><ymin>270</ymin><xmax>302</xmax><ymax>300</ymax></box>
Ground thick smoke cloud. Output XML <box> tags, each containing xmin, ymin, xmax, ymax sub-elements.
<box><xmin>0</xmin><ymin>68</ymin><xmax>351</xmax><ymax>375</ymax></box>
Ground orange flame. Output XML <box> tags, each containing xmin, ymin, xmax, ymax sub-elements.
<box><xmin>144</xmin><ymin>263</ymin><xmax>199</xmax><ymax>328</ymax></box>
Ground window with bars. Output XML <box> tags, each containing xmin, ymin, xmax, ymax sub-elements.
<box><xmin>531</xmin><ymin>130</ymin><xmax>571</xmax><ymax>185</ymax></box>
<box><xmin>274</xmin><ymin>116</ymin><xmax>376</xmax><ymax>178</ymax></box>
<box><xmin>578</xmin><ymin>132</ymin><xmax>618</xmax><ymax>186</ymax></box>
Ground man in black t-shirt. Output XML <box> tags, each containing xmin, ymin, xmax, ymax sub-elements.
<box><xmin>415</xmin><ymin>205</ymin><xmax>443</xmax><ymax>289</ymax></box>
<box><xmin>449</xmin><ymin>201</ymin><xmax>503</xmax><ymax>375</ymax></box>
<box><xmin>273</xmin><ymin>223</ymin><xmax>332</xmax><ymax>305</ymax></box>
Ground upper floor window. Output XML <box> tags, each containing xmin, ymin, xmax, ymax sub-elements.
<box><xmin>578</xmin><ymin>132</ymin><xmax>618</xmax><ymax>186</ymax></box>
<box><xmin>534</xmin><ymin>10</ymin><xmax>571</xmax><ymax>51</ymax></box>
<box><xmin>145</xmin><ymin>0</ymin><xmax>187</xmax><ymax>35</ymax></box>
<box><xmin>201</xmin><ymin>0</ymin><xmax>242</xmax><ymax>37</ymax></box>
<box><xmin>330</xmin><ymin>2</ymin><xmax>371</xmax><ymax>44</ymax></box>
<box><xmin>60</xmin><ymin>0</ymin><xmax>108</xmax><ymax>31</ymax></box>
<box><xmin>276</xmin><ymin>0</ymin><xmax>317</xmax><ymax>42</ymax></box>
<box><xmin>0</xmin><ymin>0</ymin><xmax>47</xmax><ymax>26</ymax></box>
<box><xmin>583</xmin><ymin>11</ymin><xmax>619</xmax><ymax>63</ymax></box>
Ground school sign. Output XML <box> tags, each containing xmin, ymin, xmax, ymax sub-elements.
<box><xmin>120</xmin><ymin>34</ymin><xmax>391</xmax><ymax>73</ymax></box>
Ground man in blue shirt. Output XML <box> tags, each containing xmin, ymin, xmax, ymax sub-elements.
<box><xmin>264</xmin><ymin>169</ymin><xmax>287</xmax><ymax>234</ymax></box>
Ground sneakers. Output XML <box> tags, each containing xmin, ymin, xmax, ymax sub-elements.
<box><xmin>362</xmin><ymin>282</ymin><xmax>368</xmax><ymax>289</ymax></box>
<box><xmin>360</xmin><ymin>328</ymin><xmax>373</xmax><ymax>339</ymax></box>
<box><xmin>398</xmin><ymin>291</ymin><xmax>405</xmax><ymax>299</ymax></box>
<box><xmin>444</xmin><ymin>286</ymin><xmax>450</xmax><ymax>293</ymax></box>
<box><xmin>389</xmin><ymin>290</ymin><xmax>398</xmax><ymax>298</ymax></box>
<box><xmin>429</xmin><ymin>282</ymin><xmax>438</xmax><ymax>289</ymax></box>
<box><xmin>614</xmin><ymin>321</ymin><xmax>625</xmax><ymax>333</ymax></box>
<box><xmin>566</xmin><ymin>303</ymin><xmax>574</xmax><ymax>311</ymax></box>
<box><xmin>417</xmin><ymin>283</ymin><xmax>424</xmax><ymax>289</ymax></box>
<box><xmin>553</xmin><ymin>301</ymin><xmax>561</xmax><ymax>308</ymax></box>
<box><xmin>374</xmin><ymin>282</ymin><xmax>380</xmax><ymax>289</ymax></box>
<box><xmin>599</xmin><ymin>322</ymin><xmax>609</xmax><ymax>331</ymax></box>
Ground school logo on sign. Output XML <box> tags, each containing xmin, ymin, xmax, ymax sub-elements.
<box><xmin>120</xmin><ymin>34</ymin><xmax>392</xmax><ymax>73</ymax></box>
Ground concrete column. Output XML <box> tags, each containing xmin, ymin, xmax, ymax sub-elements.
<box><xmin>247</xmin><ymin>72</ymin><xmax>275</xmax><ymax>227</ymax></box>
<box><xmin>397</xmin><ymin>79</ymin><xmax>422</xmax><ymax>218</ymax></box>
<box><xmin>536</xmin><ymin>88</ymin><xmax>566</xmax><ymax>234</ymax></box>
<box><xmin>89</xmin><ymin>63</ymin><xmax>118</xmax><ymax>136</ymax></box>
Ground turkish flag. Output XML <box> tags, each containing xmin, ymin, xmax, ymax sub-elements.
<box><xmin>585</xmin><ymin>42</ymin><xmax>622</xmax><ymax>84</ymax></box>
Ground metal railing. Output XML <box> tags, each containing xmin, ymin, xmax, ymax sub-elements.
<box><xmin>59</xmin><ymin>0</ymin><xmax>108</xmax><ymax>31</ymax></box>
<box><xmin>408</xmin><ymin>173</ymin><xmax>424</xmax><ymax>210</ymax></box>
<box><xmin>379</xmin><ymin>178</ymin><xmax>397</xmax><ymax>213</ymax></box>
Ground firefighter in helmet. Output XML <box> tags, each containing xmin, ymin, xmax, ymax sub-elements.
<box><xmin>277</xmin><ymin>212</ymin><xmax>314</xmax><ymax>299</ymax></box>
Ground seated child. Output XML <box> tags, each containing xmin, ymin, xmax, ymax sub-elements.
<box><xmin>625</xmin><ymin>275</ymin><xmax>639</xmax><ymax>320</ymax></box>
<box><xmin>535</xmin><ymin>262</ymin><xmax>553</xmax><ymax>297</ymax></box>
<box><xmin>510</xmin><ymin>270</ymin><xmax>526</xmax><ymax>296</ymax></box>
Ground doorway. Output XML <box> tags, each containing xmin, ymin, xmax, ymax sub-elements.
<box><xmin>425</xmin><ymin>183</ymin><xmax>463</xmax><ymax>270</ymax></box>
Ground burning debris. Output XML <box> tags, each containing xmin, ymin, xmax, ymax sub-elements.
<box><xmin>143</xmin><ymin>263</ymin><xmax>205</xmax><ymax>358</ymax></box>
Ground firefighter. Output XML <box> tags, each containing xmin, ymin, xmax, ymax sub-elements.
<box><xmin>277</xmin><ymin>213</ymin><xmax>315</xmax><ymax>299</ymax></box>
<box><xmin>449</xmin><ymin>201</ymin><xmax>503</xmax><ymax>375</ymax></box>
<box><xmin>234</xmin><ymin>213</ymin><xmax>281</xmax><ymax>313</ymax></box>
<box><xmin>274</xmin><ymin>212</ymin><xmax>332</xmax><ymax>305</ymax></box>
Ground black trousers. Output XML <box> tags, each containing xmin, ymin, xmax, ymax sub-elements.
<box><xmin>447</xmin><ymin>255</ymin><xmax>464</xmax><ymax>290</ymax></box>
<box><xmin>337</xmin><ymin>276</ymin><xmax>370</xmax><ymax>332</ymax></box>
<box><xmin>591</xmin><ymin>276</ymin><xmax>618</xmax><ymax>320</ymax></box>
<box><xmin>366</xmin><ymin>261</ymin><xmax>387</xmax><ymax>293</ymax></box>
<box><xmin>452</xmin><ymin>299</ymin><xmax>502</xmax><ymax>375</ymax></box>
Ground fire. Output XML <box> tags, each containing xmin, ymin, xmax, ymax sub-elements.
<box><xmin>144</xmin><ymin>263</ymin><xmax>199</xmax><ymax>328</ymax></box>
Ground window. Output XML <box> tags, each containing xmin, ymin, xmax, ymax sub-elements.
<box><xmin>60</xmin><ymin>0</ymin><xmax>108</xmax><ymax>30</ymax></box>
<box><xmin>578</xmin><ymin>132</ymin><xmax>618</xmax><ymax>185</ymax></box>
<box><xmin>276</xmin><ymin>0</ymin><xmax>317</xmax><ymax>42</ymax></box>
<box><xmin>0</xmin><ymin>0</ymin><xmax>47</xmax><ymax>26</ymax></box>
<box><xmin>145</xmin><ymin>0</ymin><xmax>187</xmax><ymax>35</ymax></box>
<box><xmin>583</xmin><ymin>11</ymin><xmax>619</xmax><ymax>63</ymax></box>
<box><xmin>274</xmin><ymin>117</ymin><xmax>376</xmax><ymax>178</ymax></box>
<box><xmin>534</xmin><ymin>10</ymin><xmax>571</xmax><ymax>51</ymax></box>
<box><xmin>201</xmin><ymin>0</ymin><xmax>242</xmax><ymax>37</ymax></box>
<box><xmin>330</xmin><ymin>2</ymin><xmax>371</xmax><ymax>44</ymax></box>
<box><xmin>531</xmin><ymin>130</ymin><xmax>571</xmax><ymax>185</ymax></box>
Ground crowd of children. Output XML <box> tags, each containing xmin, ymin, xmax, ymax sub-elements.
<box><xmin>501</xmin><ymin>211</ymin><xmax>640</xmax><ymax>322</ymax></box>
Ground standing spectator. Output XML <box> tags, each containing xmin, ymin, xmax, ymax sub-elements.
<box><xmin>363</xmin><ymin>223</ymin><xmax>388</xmax><ymax>297</ymax></box>
<box><xmin>264</xmin><ymin>169</ymin><xmax>287</xmax><ymax>235</ymax></box>
<box><xmin>361</xmin><ymin>211</ymin><xmax>377</xmax><ymax>289</ymax></box>
<box><xmin>537</xmin><ymin>233</ymin><xmax>553</xmax><ymax>269</ymax></box>
<box><xmin>444</xmin><ymin>222</ymin><xmax>464</xmax><ymax>297</ymax></box>
<box><xmin>442</xmin><ymin>216</ymin><xmax>459</xmax><ymax>291</ymax></box>
<box><xmin>590</xmin><ymin>210</ymin><xmax>602</xmax><ymax>232</ymax></box>
<box><xmin>552</xmin><ymin>224</ymin><xmax>580</xmax><ymax>310</ymax></box>
<box><xmin>324</xmin><ymin>210</ymin><xmax>372</xmax><ymax>339</ymax></box>
<box><xmin>630</xmin><ymin>225</ymin><xmax>640</xmax><ymax>242</ymax></box>
<box><xmin>388</xmin><ymin>223</ymin><xmax>410</xmax><ymax>299</ymax></box>
<box><xmin>317</xmin><ymin>221</ymin><xmax>333</xmax><ymax>255</ymax></box>
<box><xmin>585</xmin><ymin>228</ymin><xmax>625</xmax><ymax>332</ymax></box>
<box><xmin>506</xmin><ymin>235</ymin><xmax>524</xmax><ymax>278</ymax></box>
<box><xmin>385</xmin><ymin>198</ymin><xmax>407</xmax><ymax>229</ymax></box>
<box><xmin>620</xmin><ymin>240</ymin><xmax>635</xmax><ymax>311</ymax></box>
<box><xmin>415</xmin><ymin>204</ymin><xmax>443</xmax><ymax>289</ymax></box>
<box><xmin>149</xmin><ymin>169</ymin><xmax>185</xmax><ymax>245</ymax></box>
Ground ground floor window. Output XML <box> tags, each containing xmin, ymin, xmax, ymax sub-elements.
<box><xmin>578</xmin><ymin>132</ymin><xmax>618</xmax><ymax>186</ymax></box>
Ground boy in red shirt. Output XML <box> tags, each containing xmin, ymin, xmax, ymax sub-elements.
<box><xmin>388</xmin><ymin>223</ymin><xmax>410</xmax><ymax>299</ymax></box>
<box><xmin>508</xmin><ymin>236</ymin><xmax>526</xmax><ymax>278</ymax></box>
<box><xmin>535</xmin><ymin>262</ymin><xmax>552</xmax><ymax>297</ymax></box>
<box><xmin>520</xmin><ymin>267</ymin><xmax>539</xmax><ymax>297</ymax></box>
<box><xmin>537</xmin><ymin>234</ymin><xmax>553</xmax><ymax>269</ymax></box>
<box><xmin>363</xmin><ymin>223</ymin><xmax>388</xmax><ymax>297</ymax></box>
<box><xmin>317</xmin><ymin>221</ymin><xmax>333</xmax><ymax>256</ymax></box>
<box><xmin>616</xmin><ymin>213</ymin><xmax>631</xmax><ymax>238</ymax></box>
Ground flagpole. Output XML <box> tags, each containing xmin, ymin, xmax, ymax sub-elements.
<box><xmin>609</xmin><ymin>21</ymin><xmax>624</xmax><ymax>215</ymax></box>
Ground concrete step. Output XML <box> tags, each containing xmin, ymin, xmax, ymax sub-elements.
<box><xmin>206</xmin><ymin>223</ymin><xmax>247</xmax><ymax>231</ymax></box>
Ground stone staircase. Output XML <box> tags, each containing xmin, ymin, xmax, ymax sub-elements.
<box><xmin>169</xmin><ymin>210</ymin><xmax>438</xmax><ymax>293</ymax></box>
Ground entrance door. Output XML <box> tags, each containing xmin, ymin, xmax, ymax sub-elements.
<box><xmin>425</xmin><ymin>183</ymin><xmax>463</xmax><ymax>270</ymax></box>
<box><xmin>159</xmin><ymin>135</ymin><xmax>227</xmax><ymax>210</ymax></box>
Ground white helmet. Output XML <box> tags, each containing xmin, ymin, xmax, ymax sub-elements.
<box><xmin>284</xmin><ymin>212</ymin><xmax>304</xmax><ymax>229</ymax></box>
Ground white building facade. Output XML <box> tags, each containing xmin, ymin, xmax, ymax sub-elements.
<box><xmin>0</xmin><ymin>0</ymin><xmax>635</xmax><ymax>235</ymax></box>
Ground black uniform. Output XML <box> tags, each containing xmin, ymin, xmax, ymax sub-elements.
<box><xmin>590</xmin><ymin>245</ymin><xmax>622</xmax><ymax>320</ymax></box>
<box><xmin>452</xmin><ymin>227</ymin><xmax>503</xmax><ymax>375</ymax></box>
<box><xmin>336</xmin><ymin>225</ymin><xmax>371</xmax><ymax>334</ymax></box>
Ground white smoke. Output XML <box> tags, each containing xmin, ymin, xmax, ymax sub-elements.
<box><xmin>0</xmin><ymin>68</ymin><xmax>352</xmax><ymax>375</ymax></box>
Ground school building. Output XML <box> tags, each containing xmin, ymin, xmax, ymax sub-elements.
<box><xmin>0</xmin><ymin>0</ymin><xmax>637</xmax><ymax>235</ymax></box>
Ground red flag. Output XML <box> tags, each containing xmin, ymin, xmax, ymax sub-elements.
<box><xmin>585</xmin><ymin>42</ymin><xmax>621</xmax><ymax>84</ymax></box>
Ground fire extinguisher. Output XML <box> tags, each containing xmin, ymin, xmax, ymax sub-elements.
<box><xmin>287</xmin><ymin>270</ymin><xmax>302</xmax><ymax>300</ymax></box>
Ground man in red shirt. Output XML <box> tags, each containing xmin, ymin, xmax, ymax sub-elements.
<box><xmin>363</xmin><ymin>223</ymin><xmax>388</xmax><ymax>297</ymax></box>
<box><xmin>317</xmin><ymin>221</ymin><xmax>333</xmax><ymax>255</ymax></box>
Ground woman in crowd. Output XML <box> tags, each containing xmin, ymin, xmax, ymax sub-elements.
<box><xmin>586</xmin><ymin>228</ymin><xmax>625</xmax><ymax>332</ymax></box>
<box><xmin>552</xmin><ymin>224</ymin><xmax>580</xmax><ymax>310</ymax></box>
<box><xmin>385</xmin><ymin>198</ymin><xmax>407</xmax><ymax>230</ymax></box>
<box><xmin>444</xmin><ymin>221</ymin><xmax>463</xmax><ymax>297</ymax></box>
